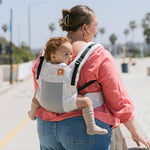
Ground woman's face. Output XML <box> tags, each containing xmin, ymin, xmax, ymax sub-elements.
<box><xmin>84</xmin><ymin>15</ymin><xmax>98</xmax><ymax>42</ymax></box>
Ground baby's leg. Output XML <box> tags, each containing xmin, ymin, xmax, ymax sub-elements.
<box><xmin>28</xmin><ymin>95</ymin><xmax>40</xmax><ymax>120</ymax></box>
<box><xmin>76</xmin><ymin>95</ymin><xmax>108</xmax><ymax>135</ymax></box>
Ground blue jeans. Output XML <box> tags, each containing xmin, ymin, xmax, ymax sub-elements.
<box><xmin>37</xmin><ymin>116</ymin><xmax>112</xmax><ymax>150</ymax></box>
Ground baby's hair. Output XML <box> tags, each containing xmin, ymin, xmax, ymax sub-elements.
<box><xmin>44</xmin><ymin>37</ymin><xmax>71</xmax><ymax>61</ymax></box>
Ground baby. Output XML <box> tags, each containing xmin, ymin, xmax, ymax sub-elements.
<box><xmin>28</xmin><ymin>37</ymin><xmax>107</xmax><ymax>135</ymax></box>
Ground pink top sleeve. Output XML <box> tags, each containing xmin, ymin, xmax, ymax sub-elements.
<box><xmin>98</xmin><ymin>50</ymin><xmax>134</xmax><ymax>123</ymax></box>
<box><xmin>78</xmin><ymin>46</ymin><xmax>134</xmax><ymax>123</ymax></box>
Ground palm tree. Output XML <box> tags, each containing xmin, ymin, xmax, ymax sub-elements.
<box><xmin>129</xmin><ymin>21</ymin><xmax>137</xmax><ymax>42</ymax></box>
<box><xmin>144</xmin><ymin>28</ymin><xmax>150</xmax><ymax>53</ymax></box>
<box><xmin>99</xmin><ymin>27</ymin><xmax>105</xmax><ymax>44</ymax></box>
<box><xmin>142</xmin><ymin>13</ymin><xmax>150</xmax><ymax>54</ymax></box>
<box><xmin>2</xmin><ymin>24</ymin><xmax>8</xmax><ymax>33</ymax></box>
<box><xmin>124</xmin><ymin>29</ymin><xmax>129</xmax><ymax>44</ymax></box>
<box><xmin>145</xmin><ymin>12</ymin><xmax>150</xmax><ymax>28</ymax></box>
<box><xmin>93</xmin><ymin>34</ymin><xmax>97</xmax><ymax>42</ymax></box>
<box><xmin>109</xmin><ymin>34</ymin><xmax>117</xmax><ymax>56</ymax></box>
<box><xmin>142</xmin><ymin>19</ymin><xmax>149</xmax><ymax>42</ymax></box>
<box><xmin>142</xmin><ymin>19</ymin><xmax>149</xmax><ymax>30</ymax></box>
<box><xmin>49</xmin><ymin>23</ymin><xmax>55</xmax><ymax>36</ymax></box>
<box><xmin>1</xmin><ymin>24</ymin><xmax>8</xmax><ymax>43</ymax></box>
<box><xmin>20</xmin><ymin>41</ymin><xmax>29</xmax><ymax>51</ymax></box>
<box><xmin>144</xmin><ymin>28</ymin><xmax>150</xmax><ymax>43</ymax></box>
<box><xmin>99</xmin><ymin>28</ymin><xmax>105</xmax><ymax>34</ymax></box>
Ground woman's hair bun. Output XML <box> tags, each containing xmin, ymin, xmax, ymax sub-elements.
<box><xmin>62</xmin><ymin>9</ymin><xmax>70</xmax><ymax>17</ymax></box>
<box><xmin>60</xmin><ymin>5</ymin><xmax>94</xmax><ymax>32</ymax></box>
<box><xmin>60</xmin><ymin>9</ymin><xmax>70</xmax><ymax>31</ymax></box>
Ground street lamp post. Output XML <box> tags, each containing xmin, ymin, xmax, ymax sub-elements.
<box><xmin>17</xmin><ymin>24</ymin><xmax>24</xmax><ymax>47</ymax></box>
<box><xmin>9</xmin><ymin>9</ymin><xmax>14</xmax><ymax>84</ymax></box>
<box><xmin>28</xmin><ymin>5</ymin><xmax>31</xmax><ymax>52</ymax></box>
<box><xmin>28</xmin><ymin>1</ymin><xmax>45</xmax><ymax>52</ymax></box>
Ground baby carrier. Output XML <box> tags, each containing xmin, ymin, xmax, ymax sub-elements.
<box><xmin>36</xmin><ymin>42</ymin><xmax>104</xmax><ymax>113</ymax></box>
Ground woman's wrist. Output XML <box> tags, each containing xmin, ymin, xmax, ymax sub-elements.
<box><xmin>124</xmin><ymin>119</ymin><xmax>139</xmax><ymax>137</ymax></box>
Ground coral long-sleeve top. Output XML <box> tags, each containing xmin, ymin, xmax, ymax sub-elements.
<box><xmin>32</xmin><ymin>46</ymin><xmax>134</xmax><ymax>128</ymax></box>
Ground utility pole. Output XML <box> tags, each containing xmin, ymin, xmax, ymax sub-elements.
<box><xmin>9</xmin><ymin>9</ymin><xmax>14</xmax><ymax>84</ymax></box>
<box><xmin>28</xmin><ymin>1</ymin><xmax>46</xmax><ymax>52</ymax></box>
<box><xmin>28</xmin><ymin>5</ymin><xmax>31</xmax><ymax>52</ymax></box>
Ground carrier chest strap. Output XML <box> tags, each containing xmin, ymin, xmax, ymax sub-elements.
<box><xmin>77</xmin><ymin>80</ymin><xmax>102</xmax><ymax>93</ymax></box>
<box><xmin>78</xmin><ymin>80</ymin><xmax>96</xmax><ymax>93</ymax></box>
<box><xmin>71</xmin><ymin>43</ymin><xmax>95</xmax><ymax>86</ymax></box>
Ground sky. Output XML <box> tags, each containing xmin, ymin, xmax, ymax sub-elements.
<box><xmin>0</xmin><ymin>0</ymin><xmax>150</xmax><ymax>51</ymax></box>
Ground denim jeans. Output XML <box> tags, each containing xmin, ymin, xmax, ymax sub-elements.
<box><xmin>37</xmin><ymin>116</ymin><xmax>112</xmax><ymax>150</ymax></box>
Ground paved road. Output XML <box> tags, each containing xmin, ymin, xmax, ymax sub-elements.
<box><xmin>0</xmin><ymin>76</ymin><xmax>40</xmax><ymax>150</ymax></box>
<box><xmin>0</xmin><ymin>57</ymin><xmax>150</xmax><ymax>149</ymax></box>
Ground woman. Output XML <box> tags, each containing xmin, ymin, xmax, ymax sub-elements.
<box><xmin>32</xmin><ymin>5</ymin><xmax>150</xmax><ymax>150</ymax></box>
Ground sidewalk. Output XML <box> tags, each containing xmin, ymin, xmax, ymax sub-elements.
<box><xmin>0</xmin><ymin>75</ymin><xmax>40</xmax><ymax>150</ymax></box>
<box><xmin>0</xmin><ymin>81</ymin><xmax>13</xmax><ymax>95</ymax></box>
<box><xmin>115</xmin><ymin>57</ymin><xmax>150</xmax><ymax>141</ymax></box>
<box><xmin>113</xmin><ymin>57</ymin><xmax>150</xmax><ymax>149</ymax></box>
<box><xmin>0</xmin><ymin>57</ymin><xmax>150</xmax><ymax>150</ymax></box>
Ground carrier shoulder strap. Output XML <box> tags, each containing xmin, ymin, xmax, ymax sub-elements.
<box><xmin>71</xmin><ymin>43</ymin><xmax>95</xmax><ymax>86</ymax></box>
<box><xmin>36</xmin><ymin>56</ymin><xmax>44</xmax><ymax>80</ymax></box>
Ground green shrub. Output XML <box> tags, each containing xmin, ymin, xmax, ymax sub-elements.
<box><xmin>13</xmin><ymin>46</ymin><xmax>34</xmax><ymax>63</ymax></box>
<box><xmin>127</xmin><ymin>48</ymin><xmax>140</xmax><ymax>57</ymax></box>
<box><xmin>0</xmin><ymin>37</ymin><xmax>35</xmax><ymax>64</ymax></box>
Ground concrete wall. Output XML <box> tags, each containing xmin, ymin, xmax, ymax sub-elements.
<box><xmin>3</xmin><ymin>65</ymin><xmax>17</xmax><ymax>81</ymax></box>
<box><xmin>1</xmin><ymin>61</ymin><xmax>33</xmax><ymax>82</ymax></box>
<box><xmin>147</xmin><ymin>67</ymin><xmax>150</xmax><ymax>76</ymax></box>
<box><xmin>111</xmin><ymin>124</ymin><xmax>147</xmax><ymax>150</ymax></box>
<box><xmin>0</xmin><ymin>66</ymin><xmax>3</xmax><ymax>87</ymax></box>
<box><xmin>18</xmin><ymin>61</ymin><xmax>33</xmax><ymax>80</ymax></box>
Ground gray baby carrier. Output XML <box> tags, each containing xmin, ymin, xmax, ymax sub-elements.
<box><xmin>36</xmin><ymin>42</ymin><xmax>102</xmax><ymax>113</ymax></box>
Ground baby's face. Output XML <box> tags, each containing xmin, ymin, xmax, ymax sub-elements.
<box><xmin>53</xmin><ymin>42</ymin><xmax>73</xmax><ymax>65</ymax></box>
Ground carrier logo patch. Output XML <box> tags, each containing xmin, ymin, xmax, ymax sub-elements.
<box><xmin>57</xmin><ymin>69</ymin><xmax>64</xmax><ymax>75</ymax></box>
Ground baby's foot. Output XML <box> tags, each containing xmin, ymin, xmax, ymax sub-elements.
<box><xmin>87</xmin><ymin>125</ymin><xmax>108</xmax><ymax>135</ymax></box>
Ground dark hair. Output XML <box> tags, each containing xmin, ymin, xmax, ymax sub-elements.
<box><xmin>44</xmin><ymin>37</ymin><xmax>71</xmax><ymax>61</ymax></box>
<box><xmin>60</xmin><ymin>5</ymin><xmax>94</xmax><ymax>32</ymax></box>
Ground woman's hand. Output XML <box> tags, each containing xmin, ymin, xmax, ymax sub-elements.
<box><xmin>132</xmin><ymin>133</ymin><xmax>150</xmax><ymax>149</ymax></box>
<box><xmin>124</xmin><ymin>119</ymin><xmax>150</xmax><ymax>150</ymax></box>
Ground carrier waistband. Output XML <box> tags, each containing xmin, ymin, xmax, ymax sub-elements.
<box><xmin>84</xmin><ymin>92</ymin><xmax>104</xmax><ymax>108</ymax></box>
